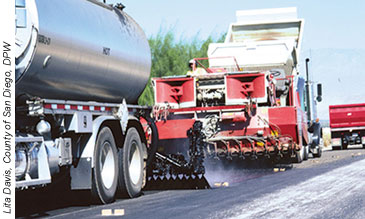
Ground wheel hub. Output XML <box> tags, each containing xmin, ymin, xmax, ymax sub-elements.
<box><xmin>100</xmin><ymin>142</ymin><xmax>115</xmax><ymax>189</ymax></box>
<box><xmin>129</xmin><ymin>141</ymin><xmax>142</xmax><ymax>185</ymax></box>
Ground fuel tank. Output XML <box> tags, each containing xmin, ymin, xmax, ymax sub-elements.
<box><xmin>15</xmin><ymin>0</ymin><xmax>151</xmax><ymax>104</ymax></box>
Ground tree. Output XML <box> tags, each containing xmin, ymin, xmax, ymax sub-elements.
<box><xmin>138</xmin><ymin>29</ymin><xmax>225</xmax><ymax>105</ymax></box>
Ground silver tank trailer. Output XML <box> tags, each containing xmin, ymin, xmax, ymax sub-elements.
<box><xmin>15</xmin><ymin>0</ymin><xmax>151</xmax><ymax>104</ymax></box>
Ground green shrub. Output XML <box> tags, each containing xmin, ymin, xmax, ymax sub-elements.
<box><xmin>138</xmin><ymin>29</ymin><xmax>225</xmax><ymax>105</ymax></box>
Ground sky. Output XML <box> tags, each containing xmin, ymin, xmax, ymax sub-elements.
<box><xmin>110</xmin><ymin>0</ymin><xmax>365</xmax><ymax>50</ymax></box>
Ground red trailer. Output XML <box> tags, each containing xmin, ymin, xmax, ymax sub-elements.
<box><xmin>329</xmin><ymin>103</ymin><xmax>365</xmax><ymax>149</ymax></box>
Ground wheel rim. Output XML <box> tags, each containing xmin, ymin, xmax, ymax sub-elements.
<box><xmin>100</xmin><ymin>142</ymin><xmax>115</xmax><ymax>189</ymax></box>
<box><xmin>129</xmin><ymin>141</ymin><xmax>142</xmax><ymax>185</ymax></box>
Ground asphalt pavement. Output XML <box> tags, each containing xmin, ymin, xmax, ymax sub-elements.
<box><xmin>16</xmin><ymin>146</ymin><xmax>365</xmax><ymax>219</ymax></box>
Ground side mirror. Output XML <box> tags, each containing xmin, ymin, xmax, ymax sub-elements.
<box><xmin>316</xmin><ymin>83</ymin><xmax>322</xmax><ymax>102</ymax></box>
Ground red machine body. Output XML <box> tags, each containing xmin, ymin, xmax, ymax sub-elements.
<box><xmin>329</xmin><ymin>103</ymin><xmax>365</xmax><ymax>149</ymax></box>
<box><xmin>152</xmin><ymin>58</ymin><xmax>308</xmax><ymax>164</ymax></box>
<box><xmin>147</xmin><ymin>8</ymin><xmax>322</xmax><ymax>183</ymax></box>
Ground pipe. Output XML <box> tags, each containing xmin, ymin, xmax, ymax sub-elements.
<box><xmin>305</xmin><ymin>58</ymin><xmax>312</xmax><ymax>121</ymax></box>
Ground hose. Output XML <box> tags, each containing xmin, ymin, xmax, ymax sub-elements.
<box><xmin>138</xmin><ymin>112</ymin><xmax>159</xmax><ymax>166</ymax></box>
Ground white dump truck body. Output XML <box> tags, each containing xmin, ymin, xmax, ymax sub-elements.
<box><xmin>208</xmin><ymin>7</ymin><xmax>304</xmax><ymax>76</ymax></box>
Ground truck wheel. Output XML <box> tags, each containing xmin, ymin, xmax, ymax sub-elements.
<box><xmin>293</xmin><ymin>146</ymin><xmax>303</xmax><ymax>163</ymax></box>
<box><xmin>118</xmin><ymin>127</ymin><xmax>144</xmax><ymax>198</ymax></box>
<box><xmin>313</xmin><ymin>146</ymin><xmax>322</xmax><ymax>158</ymax></box>
<box><xmin>303</xmin><ymin>145</ymin><xmax>309</xmax><ymax>161</ymax></box>
<box><xmin>313</xmin><ymin>145</ymin><xmax>322</xmax><ymax>158</ymax></box>
<box><xmin>91</xmin><ymin>126</ymin><xmax>119</xmax><ymax>204</ymax></box>
<box><xmin>363</xmin><ymin>144</ymin><xmax>365</xmax><ymax>149</ymax></box>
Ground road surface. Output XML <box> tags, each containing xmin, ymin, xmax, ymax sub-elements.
<box><xmin>16</xmin><ymin>146</ymin><xmax>365</xmax><ymax>218</ymax></box>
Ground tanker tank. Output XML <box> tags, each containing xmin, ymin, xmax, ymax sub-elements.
<box><xmin>15</xmin><ymin>0</ymin><xmax>151</xmax><ymax>104</ymax></box>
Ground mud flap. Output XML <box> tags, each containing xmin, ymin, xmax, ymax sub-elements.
<box><xmin>71</xmin><ymin>157</ymin><xmax>92</xmax><ymax>190</ymax></box>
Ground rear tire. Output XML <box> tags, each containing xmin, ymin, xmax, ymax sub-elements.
<box><xmin>317</xmin><ymin>146</ymin><xmax>322</xmax><ymax>157</ymax></box>
<box><xmin>303</xmin><ymin>145</ymin><xmax>309</xmax><ymax>161</ymax></box>
<box><xmin>91</xmin><ymin>126</ymin><xmax>119</xmax><ymax>204</ymax></box>
<box><xmin>118</xmin><ymin>127</ymin><xmax>144</xmax><ymax>198</ymax></box>
<box><xmin>313</xmin><ymin>146</ymin><xmax>322</xmax><ymax>158</ymax></box>
<box><xmin>293</xmin><ymin>146</ymin><xmax>304</xmax><ymax>163</ymax></box>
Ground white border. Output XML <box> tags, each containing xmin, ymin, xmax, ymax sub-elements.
<box><xmin>0</xmin><ymin>1</ymin><xmax>15</xmax><ymax>218</ymax></box>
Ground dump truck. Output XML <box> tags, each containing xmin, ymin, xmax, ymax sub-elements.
<box><xmin>15</xmin><ymin>0</ymin><xmax>156</xmax><ymax>204</ymax></box>
<box><xmin>149</xmin><ymin>8</ymin><xmax>323</xmax><ymax>183</ymax></box>
<box><xmin>329</xmin><ymin>103</ymin><xmax>365</xmax><ymax>150</ymax></box>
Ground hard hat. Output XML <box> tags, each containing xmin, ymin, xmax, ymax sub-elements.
<box><xmin>189</xmin><ymin>59</ymin><xmax>195</xmax><ymax>64</ymax></box>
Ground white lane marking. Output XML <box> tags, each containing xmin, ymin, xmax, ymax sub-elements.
<box><xmin>101</xmin><ymin>209</ymin><xmax>112</xmax><ymax>216</ymax></box>
<box><xmin>48</xmin><ymin>206</ymin><xmax>125</xmax><ymax>218</ymax></box>
<box><xmin>47</xmin><ymin>206</ymin><xmax>113</xmax><ymax>219</ymax></box>
<box><xmin>114</xmin><ymin>209</ymin><xmax>125</xmax><ymax>216</ymax></box>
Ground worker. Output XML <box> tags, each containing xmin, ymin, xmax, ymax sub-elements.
<box><xmin>186</xmin><ymin>59</ymin><xmax>207</xmax><ymax>76</ymax></box>
<box><xmin>308</xmin><ymin>118</ymin><xmax>321</xmax><ymax>147</ymax></box>
<box><xmin>186</xmin><ymin>59</ymin><xmax>195</xmax><ymax>76</ymax></box>
<box><xmin>308</xmin><ymin>118</ymin><xmax>320</xmax><ymax>133</ymax></box>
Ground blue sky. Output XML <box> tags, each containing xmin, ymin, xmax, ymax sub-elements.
<box><xmin>111</xmin><ymin>0</ymin><xmax>365</xmax><ymax>50</ymax></box>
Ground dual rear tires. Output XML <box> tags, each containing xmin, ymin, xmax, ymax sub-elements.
<box><xmin>91</xmin><ymin>126</ymin><xmax>144</xmax><ymax>204</ymax></box>
<box><xmin>294</xmin><ymin>144</ymin><xmax>323</xmax><ymax>162</ymax></box>
<box><xmin>91</xmin><ymin>126</ymin><xmax>118</xmax><ymax>204</ymax></box>
<box><xmin>293</xmin><ymin>145</ymin><xmax>311</xmax><ymax>163</ymax></box>
<box><xmin>118</xmin><ymin>127</ymin><xmax>145</xmax><ymax>198</ymax></box>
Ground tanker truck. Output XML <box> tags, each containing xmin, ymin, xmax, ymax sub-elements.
<box><xmin>15</xmin><ymin>0</ymin><xmax>156</xmax><ymax>204</ymax></box>
<box><xmin>148</xmin><ymin>8</ymin><xmax>323</xmax><ymax>183</ymax></box>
